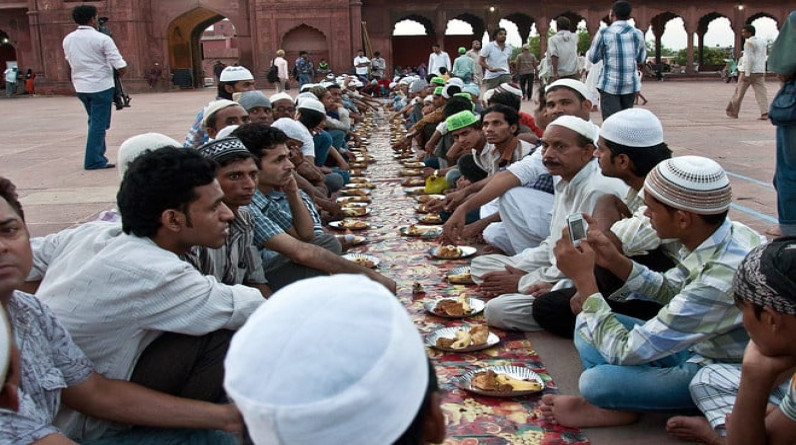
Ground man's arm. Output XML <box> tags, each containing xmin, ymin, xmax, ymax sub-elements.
<box><xmin>442</xmin><ymin>171</ymin><xmax>521</xmax><ymax>242</ymax></box>
<box><xmin>264</xmin><ymin>233</ymin><xmax>397</xmax><ymax>293</ymax></box>
<box><xmin>62</xmin><ymin>373</ymin><xmax>242</xmax><ymax>433</ymax></box>
<box><xmin>282</xmin><ymin>176</ymin><xmax>316</xmax><ymax>242</ymax></box>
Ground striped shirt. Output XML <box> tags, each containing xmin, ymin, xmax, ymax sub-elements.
<box><xmin>588</xmin><ymin>20</ymin><xmax>646</xmax><ymax>95</ymax></box>
<box><xmin>248</xmin><ymin>189</ymin><xmax>294</xmax><ymax>248</ymax></box>
<box><xmin>610</xmin><ymin>188</ymin><xmax>681</xmax><ymax>258</ymax></box>
<box><xmin>576</xmin><ymin>219</ymin><xmax>765</xmax><ymax>366</ymax></box>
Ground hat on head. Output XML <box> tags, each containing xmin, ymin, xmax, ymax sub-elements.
<box><xmin>495</xmin><ymin>82</ymin><xmax>522</xmax><ymax>98</ymax></box>
<box><xmin>409</xmin><ymin>78</ymin><xmax>427</xmax><ymax>94</ymax></box>
<box><xmin>269</xmin><ymin>92</ymin><xmax>293</xmax><ymax>104</ymax></box>
<box><xmin>458</xmin><ymin>47</ymin><xmax>466</xmax><ymax>54</ymax></box>
<box><xmin>463</xmin><ymin>84</ymin><xmax>480</xmax><ymax>98</ymax></box>
<box><xmin>272</xmin><ymin>117</ymin><xmax>315</xmax><ymax>157</ymax></box>
<box><xmin>215</xmin><ymin>125</ymin><xmax>239</xmax><ymax>140</ymax></box>
<box><xmin>224</xmin><ymin>275</ymin><xmax>429</xmax><ymax>445</ymax></box>
<box><xmin>547</xmin><ymin>115</ymin><xmax>597</xmax><ymax>143</ymax></box>
<box><xmin>201</xmin><ymin>99</ymin><xmax>240</xmax><ymax>129</ymax></box>
<box><xmin>118</xmin><ymin>133</ymin><xmax>180</xmax><ymax>178</ymax></box>
<box><xmin>389</xmin><ymin>81</ymin><xmax>397</xmax><ymax>89</ymax></box>
<box><xmin>0</xmin><ymin>311</ymin><xmax>11</xmax><ymax>387</ymax></box>
<box><xmin>546</xmin><ymin>78</ymin><xmax>590</xmax><ymax>102</ymax></box>
<box><xmin>197</xmin><ymin>137</ymin><xmax>252</xmax><ymax>163</ymax></box>
<box><xmin>446</xmin><ymin>77</ymin><xmax>464</xmax><ymax>88</ymax></box>
<box><xmin>430</xmin><ymin>77</ymin><xmax>445</xmax><ymax>86</ymax></box>
<box><xmin>235</xmin><ymin>90</ymin><xmax>271</xmax><ymax>111</ymax></box>
<box><xmin>219</xmin><ymin>66</ymin><xmax>254</xmax><ymax>82</ymax></box>
<box><xmin>297</xmin><ymin>98</ymin><xmax>326</xmax><ymax>114</ymax></box>
<box><xmin>326</xmin><ymin>73</ymin><xmax>336</xmax><ymax>80</ymax></box>
<box><xmin>447</xmin><ymin>110</ymin><xmax>478</xmax><ymax>132</ymax></box>
<box><xmin>600</xmin><ymin>108</ymin><xmax>664</xmax><ymax>147</ymax></box>
<box><xmin>423</xmin><ymin>95</ymin><xmax>434</xmax><ymax>103</ymax></box>
<box><xmin>433</xmin><ymin>86</ymin><xmax>444</xmax><ymax>96</ymax></box>
<box><xmin>300</xmin><ymin>83</ymin><xmax>317</xmax><ymax>93</ymax></box>
<box><xmin>644</xmin><ymin>156</ymin><xmax>732</xmax><ymax>215</ymax></box>
<box><xmin>482</xmin><ymin>88</ymin><xmax>496</xmax><ymax>103</ymax></box>
<box><xmin>733</xmin><ymin>237</ymin><xmax>796</xmax><ymax>316</ymax></box>
<box><xmin>453</xmin><ymin>92</ymin><xmax>475</xmax><ymax>108</ymax></box>
<box><xmin>442</xmin><ymin>84</ymin><xmax>461</xmax><ymax>99</ymax></box>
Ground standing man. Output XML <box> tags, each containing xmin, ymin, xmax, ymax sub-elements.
<box><xmin>3</xmin><ymin>66</ymin><xmax>17</xmax><ymax>97</ymax></box>
<box><xmin>146</xmin><ymin>62</ymin><xmax>162</xmax><ymax>88</ymax></box>
<box><xmin>273</xmin><ymin>49</ymin><xmax>289</xmax><ymax>93</ymax></box>
<box><xmin>588</xmin><ymin>0</ymin><xmax>646</xmax><ymax>120</ymax></box>
<box><xmin>548</xmin><ymin>17</ymin><xmax>580</xmax><ymax>81</ymax></box>
<box><xmin>371</xmin><ymin>51</ymin><xmax>386</xmax><ymax>79</ymax></box>
<box><xmin>467</xmin><ymin>40</ymin><xmax>484</xmax><ymax>86</ymax></box>
<box><xmin>63</xmin><ymin>4</ymin><xmax>127</xmax><ymax>170</ymax></box>
<box><xmin>353</xmin><ymin>49</ymin><xmax>371</xmax><ymax>82</ymax></box>
<box><xmin>213</xmin><ymin>61</ymin><xmax>226</xmax><ymax>81</ymax></box>
<box><xmin>480</xmin><ymin>28</ymin><xmax>513</xmax><ymax>90</ymax></box>
<box><xmin>452</xmin><ymin>47</ymin><xmax>475</xmax><ymax>84</ymax></box>
<box><xmin>514</xmin><ymin>45</ymin><xmax>538</xmax><ymax>100</ymax></box>
<box><xmin>726</xmin><ymin>24</ymin><xmax>770</xmax><ymax>120</ymax></box>
<box><xmin>428</xmin><ymin>43</ymin><xmax>451</xmax><ymax>76</ymax></box>
<box><xmin>295</xmin><ymin>51</ymin><xmax>313</xmax><ymax>90</ymax></box>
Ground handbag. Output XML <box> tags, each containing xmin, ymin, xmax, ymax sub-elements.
<box><xmin>266</xmin><ymin>62</ymin><xmax>279</xmax><ymax>83</ymax></box>
<box><xmin>769</xmin><ymin>78</ymin><xmax>796</xmax><ymax>126</ymax></box>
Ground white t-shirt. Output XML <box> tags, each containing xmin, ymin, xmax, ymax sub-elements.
<box><xmin>480</xmin><ymin>41</ymin><xmax>513</xmax><ymax>80</ymax></box>
<box><xmin>354</xmin><ymin>56</ymin><xmax>371</xmax><ymax>76</ymax></box>
<box><xmin>62</xmin><ymin>26</ymin><xmax>127</xmax><ymax>93</ymax></box>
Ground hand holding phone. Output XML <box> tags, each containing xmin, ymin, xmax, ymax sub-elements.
<box><xmin>567</xmin><ymin>213</ymin><xmax>588</xmax><ymax>247</ymax></box>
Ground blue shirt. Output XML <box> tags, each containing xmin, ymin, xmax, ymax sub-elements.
<box><xmin>588</xmin><ymin>20</ymin><xmax>646</xmax><ymax>95</ymax></box>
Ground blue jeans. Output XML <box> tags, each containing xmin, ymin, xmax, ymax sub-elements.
<box><xmin>775</xmin><ymin>124</ymin><xmax>796</xmax><ymax>235</ymax></box>
<box><xmin>298</xmin><ymin>73</ymin><xmax>311</xmax><ymax>90</ymax></box>
<box><xmin>77</xmin><ymin>87</ymin><xmax>114</xmax><ymax>169</ymax></box>
<box><xmin>312</xmin><ymin>131</ymin><xmax>333</xmax><ymax>166</ymax></box>
<box><xmin>326</xmin><ymin>128</ymin><xmax>348</xmax><ymax>151</ymax></box>
<box><xmin>575</xmin><ymin>314</ymin><xmax>701</xmax><ymax>411</ymax></box>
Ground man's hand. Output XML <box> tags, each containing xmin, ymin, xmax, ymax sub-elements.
<box><xmin>741</xmin><ymin>340</ymin><xmax>796</xmax><ymax>381</ymax></box>
<box><xmin>522</xmin><ymin>281</ymin><xmax>553</xmax><ymax>297</ymax></box>
<box><xmin>443</xmin><ymin>189</ymin><xmax>467</xmax><ymax>212</ymax></box>
<box><xmin>282</xmin><ymin>174</ymin><xmax>299</xmax><ymax>194</ymax></box>
<box><xmin>219</xmin><ymin>404</ymin><xmax>245</xmax><ymax>434</ymax></box>
<box><xmin>569</xmin><ymin>291</ymin><xmax>588</xmax><ymax>315</ymax></box>
<box><xmin>441</xmin><ymin>208</ymin><xmax>465</xmax><ymax>245</ymax></box>
<box><xmin>582</xmin><ymin>214</ymin><xmax>623</xmax><ymax>269</ymax></box>
<box><xmin>477</xmin><ymin>265</ymin><xmax>525</xmax><ymax>297</ymax></box>
<box><xmin>554</xmin><ymin>226</ymin><xmax>596</xmax><ymax>283</ymax></box>
<box><xmin>461</xmin><ymin>219</ymin><xmax>488</xmax><ymax>242</ymax></box>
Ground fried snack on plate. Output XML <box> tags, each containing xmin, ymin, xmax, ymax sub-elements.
<box><xmin>437</xmin><ymin>244</ymin><xmax>462</xmax><ymax>258</ymax></box>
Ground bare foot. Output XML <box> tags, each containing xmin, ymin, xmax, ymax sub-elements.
<box><xmin>540</xmin><ymin>394</ymin><xmax>638</xmax><ymax>428</ymax></box>
<box><xmin>666</xmin><ymin>416</ymin><xmax>724</xmax><ymax>444</ymax></box>
<box><xmin>765</xmin><ymin>225</ymin><xmax>783</xmax><ymax>238</ymax></box>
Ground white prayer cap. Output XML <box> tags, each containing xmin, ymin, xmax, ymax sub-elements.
<box><xmin>326</xmin><ymin>73</ymin><xmax>336</xmax><ymax>80</ymax></box>
<box><xmin>600</xmin><ymin>108</ymin><xmax>664</xmax><ymax>147</ymax></box>
<box><xmin>295</xmin><ymin>92</ymin><xmax>316</xmax><ymax>104</ymax></box>
<box><xmin>269</xmin><ymin>92</ymin><xmax>293</xmax><ymax>104</ymax></box>
<box><xmin>389</xmin><ymin>81</ymin><xmax>397</xmax><ymax>89</ymax></box>
<box><xmin>201</xmin><ymin>99</ymin><xmax>241</xmax><ymax>129</ymax></box>
<box><xmin>495</xmin><ymin>82</ymin><xmax>522</xmax><ymax>98</ymax></box>
<box><xmin>0</xmin><ymin>311</ymin><xmax>10</xmax><ymax>386</ymax></box>
<box><xmin>424</xmin><ymin>95</ymin><xmax>434</xmax><ymax>103</ymax></box>
<box><xmin>224</xmin><ymin>275</ymin><xmax>429</xmax><ymax>445</ymax></box>
<box><xmin>219</xmin><ymin>66</ymin><xmax>254</xmax><ymax>82</ymax></box>
<box><xmin>547</xmin><ymin>115</ymin><xmax>598</xmax><ymax>142</ymax></box>
<box><xmin>644</xmin><ymin>156</ymin><xmax>732</xmax><ymax>215</ymax></box>
<box><xmin>446</xmin><ymin>77</ymin><xmax>464</xmax><ymax>87</ymax></box>
<box><xmin>546</xmin><ymin>78</ymin><xmax>591</xmax><ymax>102</ymax></box>
<box><xmin>118</xmin><ymin>133</ymin><xmax>180</xmax><ymax>178</ymax></box>
<box><xmin>297</xmin><ymin>97</ymin><xmax>326</xmax><ymax>114</ymax></box>
<box><xmin>214</xmin><ymin>125</ymin><xmax>239</xmax><ymax>140</ymax></box>
<box><xmin>272</xmin><ymin>118</ymin><xmax>315</xmax><ymax>157</ymax></box>
<box><xmin>300</xmin><ymin>83</ymin><xmax>317</xmax><ymax>92</ymax></box>
<box><xmin>482</xmin><ymin>88</ymin><xmax>496</xmax><ymax>103</ymax></box>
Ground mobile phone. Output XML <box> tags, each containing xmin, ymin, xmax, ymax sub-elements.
<box><xmin>567</xmin><ymin>214</ymin><xmax>588</xmax><ymax>247</ymax></box>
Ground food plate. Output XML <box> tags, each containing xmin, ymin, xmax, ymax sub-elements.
<box><xmin>349</xmin><ymin>162</ymin><xmax>368</xmax><ymax>168</ymax></box>
<box><xmin>401</xmin><ymin>161</ymin><xmax>426</xmax><ymax>168</ymax></box>
<box><xmin>341</xmin><ymin>188</ymin><xmax>371</xmax><ymax>196</ymax></box>
<box><xmin>345</xmin><ymin>182</ymin><xmax>376</xmax><ymax>189</ymax></box>
<box><xmin>340</xmin><ymin>202</ymin><xmax>368</xmax><ymax>209</ymax></box>
<box><xmin>399</xmin><ymin>225</ymin><xmax>443</xmax><ymax>238</ymax></box>
<box><xmin>400</xmin><ymin>168</ymin><xmax>423</xmax><ymax>176</ymax></box>
<box><xmin>350</xmin><ymin>168</ymin><xmax>364</xmax><ymax>176</ymax></box>
<box><xmin>337</xmin><ymin>234</ymin><xmax>366</xmax><ymax>246</ymax></box>
<box><xmin>336</xmin><ymin>196</ymin><xmax>371</xmax><ymax>204</ymax></box>
<box><xmin>348</xmin><ymin>177</ymin><xmax>372</xmax><ymax>184</ymax></box>
<box><xmin>447</xmin><ymin>266</ymin><xmax>475</xmax><ymax>284</ymax></box>
<box><xmin>416</xmin><ymin>194</ymin><xmax>445</xmax><ymax>203</ymax></box>
<box><xmin>402</xmin><ymin>178</ymin><xmax>426</xmax><ymax>187</ymax></box>
<box><xmin>415</xmin><ymin>203</ymin><xmax>430</xmax><ymax>214</ymax></box>
<box><xmin>403</xmin><ymin>186</ymin><xmax>427</xmax><ymax>195</ymax></box>
<box><xmin>328</xmin><ymin>220</ymin><xmax>370</xmax><ymax>231</ymax></box>
<box><xmin>423</xmin><ymin>297</ymin><xmax>485</xmax><ymax>318</ymax></box>
<box><xmin>426</xmin><ymin>326</ymin><xmax>499</xmax><ymax>352</ymax></box>
<box><xmin>393</xmin><ymin>153</ymin><xmax>413</xmax><ymax>159</ymax></box>
<box><xmin>428</xmin><ymin>245</ymin><xmax>477</xmax><ymax>259</ymax></box>
<box><xmin>456</xmin><ymin>366</ymin><xmax>545</xmax><ymax>397</ymax></box>
<box><xmin>417</xmin><ymin>214</ymin><xmax>443</xmax><ymax>224</ymax></box>
<box><xmin>342</xmin><ymin>253</ymin><xmax>379</xmax><ymax>268</ymax></box>
<box><xmin>341</xmin><ymin>207</ymin><xmax>371</xmax><ymax>217</ymax></box>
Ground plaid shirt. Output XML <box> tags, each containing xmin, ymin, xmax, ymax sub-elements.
<box><xmin>248</xmin><ymin>189</ymin><xmax>293</xmax><ymax>248</ymax></box>
<box><xmin>576</xmin><ymin>219</ymin><xmax>765</xmax><ymax>366</ymax></box>
<box><xmin>184</xmin><ymin>102</ymin><xmax>212</xmax><ymax>148</ymax></box>
<box><xmin>588</xmin><ymin>20</ymin><xmax>646</xmax><ymax>95</ymax></box>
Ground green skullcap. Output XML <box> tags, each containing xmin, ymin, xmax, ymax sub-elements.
<box><xmin>458</xmin><ymin>47</ymin><xmax>466</xmax><ymax>54</ymax></box>
<box><xmin>433</xmin><ymin>86</ymin><xmax>444</xmax><ymax>95</ymax></box>
<box><xmin>453</xmin><ymin>92</ymin><xmax>476</xmax><ymax>111</ymax></box>
<box><xmin>447</xmin><ymin>110</ymin><xmax>479</xmax><ymax>132</ymax></box>
<box><xmin>430</xmin><ymin>77</ymin><xmax>445</xmax><ymax>86</ymax></box>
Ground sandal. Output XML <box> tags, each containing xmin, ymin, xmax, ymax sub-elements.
<box><xmin>759</xmin><ymin>113</ymin><xmax>769</xmax><ymax>120</ymax></box>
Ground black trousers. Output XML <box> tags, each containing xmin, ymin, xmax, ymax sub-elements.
<box><xmin>517</xmin><ymin>73</ymin><xmax>534</xmax><ymax>99</ymax></box>
<box><xmin>532</xmin><ymin>248</ymin><xmax>675</xmax><ymax>339</ymax></box>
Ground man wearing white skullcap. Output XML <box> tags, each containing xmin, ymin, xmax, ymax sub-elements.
<box><xmin>184</xmin><ymin>65</ymin><xmax>256</xmax><ymax>148</ymax></box>
<box><xmin>0</xmin><ymin>175</ymin><xmax>243</xmax><ymax>443</ymax></box>
<box><xmin>225</xmin><ymin>275</ymin><xmax>445</xmax><ymax>445</ymax></box>
<box><xmin>202</xmin><ymin>99</ymin><xmax>250</xmax><ymax>140</ymax></box>
<box><xmin>542</xmin><ymin>156</ymin><xmax>765</xmax><ymax>429</ymax></box>
<box><xmin>534</xmin><ymin>108</ymin><xmax>675</xmax><ymax>338</ymax></box>
<box><xmin>466</xmin><ymin>115</ymin><xmax>627</xmax><ymax>332</ymax></box>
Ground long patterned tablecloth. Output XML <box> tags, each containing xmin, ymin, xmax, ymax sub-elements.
<box><xmin>337</xmin><ymin>117</ymin><xmax>588</xmax><ymax>444</ymax></box>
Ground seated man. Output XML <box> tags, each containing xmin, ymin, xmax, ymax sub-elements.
<box><xmin>201</xmin><ymin>99</ymin><xmax>250</xmax><ymax>140</ymax></box>
<box><xmin>666</xmin><ymin>238</ymin><xmax>796</xmax><ymax>445</ymax></box>
<box><xmin>0</xmin><ymin>176</ymin><xmax>241</xmax><ymax>444</ymax></box>
<box><xmin>234</xmin><ymin>124</ymin><xmax>396</xmax><ymax>292</ymax></box>
<box><xmin>224</xmin><ymin>275</ymin><xmax>445</xmax><ymax>445</ymax></box>
<box><xmin>532</xmin><ymin>108</ymin><xmax>675</xmax><ymax>338</ymax></box>
<box><xmin>234</xmin><ymin>90</ymin><xmax>273</xmax><ymax>126</ymax></box>
<box><xmin>470</xmin><ymin>116</ymin><xmax>627</xmax><ymax>331</ymax></box>
<box><xmin>190</xmin><ymin>137</ymin><xmax>272</xmax><ymax>297</ymax></box>
<box><xmin>27</xmin><ymin>148</ymin><xmax>265</xmax><ymax>439</ymax></box>
<box><xmin>542</xmin><ymin>156</ymin><xmax>765</xmax><ymax>429</ymax></box>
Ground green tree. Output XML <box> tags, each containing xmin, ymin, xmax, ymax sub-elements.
<box><xmin>673</xmin><ymin>46</ymin><xmax>728</xmax><ymax>67</ymax></box>
<box><xmin>577</xmin><ymin>27</ymin><xmax>591</xmax><ymax>54</ymax></box>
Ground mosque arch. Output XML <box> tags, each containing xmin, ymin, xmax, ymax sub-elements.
<box><xmin>392</xmin><ymin>15</ymin><xmax>436</xmax><ymax>73</ymax></box>
<box><xmin>281</xmin><ymin>24</ymin><xmax>328</xmax><ymax>76</ymax></box>
<box><xmin>0</xmin><ymin>29</ymin><xmax>17</xmax><ymax>73</ymax></box>
<box><xmin>746</xmin><ymin>12</ymin><xmax>778</xmax><ymax>28</ymax></box>
<box><xmin>502</xmin><ymin>12</ymin><xmax>535</xmax><ymax>44</ymax></box>
<box><xmin>166</xmin><ymin>7</ymin><xmax>232</xmax><ymax>88</ymax></box>
<box><xmin>392</xmin><ymin>14</ymin><xmax>435</xmax><ymax>36</ymax></box>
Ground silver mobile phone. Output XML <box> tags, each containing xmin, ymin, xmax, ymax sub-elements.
<box><xmin>567</xmin><ymin>213</ymin><xmax>588</xmax><ymax>247</ymax></box>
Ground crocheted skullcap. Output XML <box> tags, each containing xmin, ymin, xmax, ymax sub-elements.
<box><xmin>600</xmin><ymin>108</ymin><xmax>664</xmax><ymax>147</ymax></box>
<box><xmin>644</xmin><ymin>156</ymin><xmax>732</xmax><ymax>215</ymax></box>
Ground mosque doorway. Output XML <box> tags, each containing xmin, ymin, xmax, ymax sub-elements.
<box><xmin>281</xmin><ymin>25</ymin><xmax>328</xmax><ymax>82</ymax></box>
<box><xmin>0</xmin><ymin>30</ymin><xmax>17</xmax><ymax>71</ymax></box>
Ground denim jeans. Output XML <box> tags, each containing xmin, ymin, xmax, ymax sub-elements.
<box><xmin>775</xmin><ymin>124</ymin><xmax>796</xmax><ymax>235</ymax></box>
<box><xmin>298</xmin><ymin>74</ymin><xmax>311</xmax><ymax>90</ymax></box>
<box><xmin>326</xmin><ymin>128</ymin><xmax>348</xmax><ymax>151</ymax></box>
<box><xmin>77</xmin><ymin>87</ymin><xmax>114</xmax><ymax>169</ymax></box>
<box><xmin>575</xmin><ymin>314</ymin><xmax>701</xmax><ymax>411</ymax></box>
<box><xmin>312</xmin><ymin>131</ymin><xmax>333</xmax><ymax>166</ymax></box>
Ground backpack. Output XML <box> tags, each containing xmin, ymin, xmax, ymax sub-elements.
<box><xmin>292</xmin><ymin>65</ymin><xmax>299</xmax><ymax>80</ymax></box>
<box><xmin>266</xmin><ymin>62</ymin><xmax>279</xmax><ymax>83</ymax></box>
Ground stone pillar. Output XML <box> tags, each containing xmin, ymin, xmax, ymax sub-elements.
<box><xmin>696</xmin><ymin>22</ymin><xmax>708</xmax><ymax>69</ymax></box>
<box><xmin>435</xmin><ymin>8</ymin><xmax>446</xmax><ymax>49</ymax></box>
<box><xmin>652</xmin><ymin>19</ymin><xmax>665</xmax><ymax>65</ymax></box>
<box><xmin>684</xmin><ymin>23</ymin><xmax>695</xmax><ymax>74</ymax></box>
<box><xmin>350</xmin><ymin>0</ymin><xmax>363</xmax><ymax>55</ymax></box>
<box><xmin>537</xmin><ymin>17</ymin><xmax>549</xmax><ymax>57</ymax></box>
